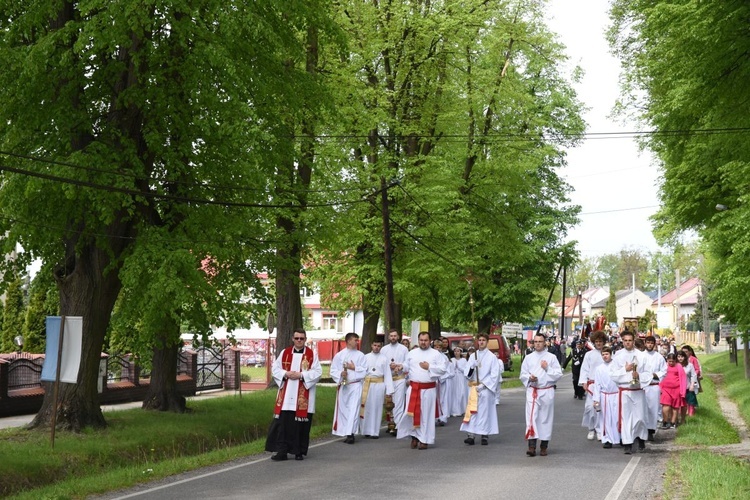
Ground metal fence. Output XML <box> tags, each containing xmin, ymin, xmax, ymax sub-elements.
<box><xmin>194</xmin><ymin>346</ymin><xmax>224</xmax><ymax>391</ymax></box>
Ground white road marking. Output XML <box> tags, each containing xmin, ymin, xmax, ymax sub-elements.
<box><xmin>604</xmin><ymin>456</ymin><xmax>641</xmax><ymax>500</ymax></box>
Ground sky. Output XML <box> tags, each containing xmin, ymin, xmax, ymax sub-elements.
<box><xmin>545</xmin><ymin>0</ymin><xmax>662</xmax><ymax>258</ymax></box>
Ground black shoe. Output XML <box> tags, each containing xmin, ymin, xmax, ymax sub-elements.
<box><xmin>343</xmin><ymin>435</ymin><xmax>355</xmax><ymax>444</ymax></box>
<box><xmin>464</xmin><ymin>437</ymin><xmax>475</xmax><ymax>445</ymax></box>
<box><xmin>295</xmin><ymin>454</ymin><xmax>304</xmax><ymax>461</ymax></box>
<box><xmin>638</xmin><ymin>438</ymin><xmax>646</xmax><ymax>451</ymax></box>
<box><xmin>662</xmin><ymin>422</ymin><xmax>670</xmax><ymax>429</ymax></box>
<box><xmin>623</xmin><ymin>444</ymin><xmax>632</xmax><ymax>455</ymax></box>
<box><xmin>603</xmin><ymin>442</ymin><xmax>612</xmax><ymax>449</ymax></box>
<box><xmin>437</xmin><ymin>421</ymin><xmax>445</xmax><ymax>427</ymax></box>
<box><xmin>271</xmin><ymin>452</ymin><xmax>287</xmax><ymax>461</ymax></box>
<box><xmin>647</xmin><ymin>430</ymin><xmax>655</xmax><ymax>442</ymax></box>
<box><xmin>481</xmin><ymin>437</ymin><xmax>488</xmax><ymax>445</ymax></box>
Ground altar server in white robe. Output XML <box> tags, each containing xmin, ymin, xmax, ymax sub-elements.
<box><xmin>331</xmin><ymin>332</ymin><xmax>367</xmax><ymax>443</ymax></box>
<box><xmin>460</xmin><ymin>333</ymin><xmax>500</xmax><ymax>445</ymax></box>
<box><xmin>642</xmin><ymin>335</ymin><xmax>667</xmax><ymax>441</ymax></box>
<box><xmin>359</xmin><ymin>339</ymin><xmax>394</xmax><ymax>437</ymax></box>
<box><xmin>610</xmin><ymin>331</ymin><xmax>649</xmax><ymax>454</ymax></box>
<box><xmin>436</xmin><ymin>339</ymin><xmax>453</xmax><ymax>426</ymax></box>
<box><xmin>579</xmin><ymin>331</ymin><xmax>607</xmax><ymax>440</ymax></box>
<box><xmin>520</xmin><ymin>333</ymin><xmax>563</xmax><ymax>457</ymax></box>
<box><xmin>591</xmin><ymin>346</ymin><xmax>620</xmax><ymax>448</ymax></box>
<box><xmin>396</xmin><ymin>332</ymin><xmax>447</xmax><ymax>449</ymax></box>
<box><xmin>380</xmin><ymin>329</ymin><xmax>410</xmax><ymax>435</ymax></box>
<box><xmin>449</xmin><ymin>348</ymin><xmax>468</xmax><ymax>416</ymax></box>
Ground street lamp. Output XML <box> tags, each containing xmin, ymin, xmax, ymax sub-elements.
<box><xmin>13</xmin><ymin>335</ymin><xmax>23</xmax><ymax>354</ymax></box>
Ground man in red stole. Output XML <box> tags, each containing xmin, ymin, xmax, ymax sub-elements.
<box><xmin>396</xmin><ymin>332</ymin><xmax>447</xmax><ymax>450</ymax></box>
<box><xmin>265</xmin><ymin>329</ymin><xmax>322</xmax><ymax>461</ymax></box>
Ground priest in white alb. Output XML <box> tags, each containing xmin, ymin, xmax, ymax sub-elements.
<box><xmin>396</xmin><ymin>332</ymin><xmax>447</xmax><ymax>450</ymax></box>
<box><xmin>359</xmin><ymin>338</ymin><xmax>394</xmax><ymax>438</ymax></box>
<box><xmin>520</xmin><ymin>333</ymin><xmax>563</xmax><ymax>457</ymax></box>
<box><xmin>331</xmin><ymin>332</ymin><xmax>367</xmax><ymax>444</ymax></box>
<box><xmin>380</xmin><ymin>329</ymin><xmax>409</xmax><ymax>435</ymax></box>
<box><xmin>460</xmin><ymin>333</ymin><xmax>500</xmax><ymax>446</ymax></box>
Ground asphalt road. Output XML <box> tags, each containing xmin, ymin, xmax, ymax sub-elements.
<box><xmin>101</xmin><ymin>374</ymin><xmax>663</xmax><ymax>500</ymax></box>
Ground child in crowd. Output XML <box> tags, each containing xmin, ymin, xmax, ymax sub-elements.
<box><xmin>677</xmin><ymin>351</ymin><xmax>698</xmax><ymax>422</ymax></box>
<box><xmin>659</xmin><ymin>353</ymin><xmax>685</xmax><ymax>428</ymax></box>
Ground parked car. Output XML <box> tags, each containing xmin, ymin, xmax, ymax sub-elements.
<box><xmin>446</xmin><ymin>334</ymin><xmax>513</xmax><ymax>371</ymax></box>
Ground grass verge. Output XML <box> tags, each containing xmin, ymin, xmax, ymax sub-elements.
<box><xmin>0</xmin><ymin>387</ymin><xmax>336</xmax><ymax>499</ymax></box>
<box><xmin>663</xmin><ymin>352</ymin><xmax>750</xmax><ymax>499</ymax></box>
<box><xmin>664</xmin><ymin>450</ymin><xmax>750</xmax><ymax>500</ymax></box>
<box><xmin>672</xmin><ymin>373</ymin><xmax>738</xmax><ymax>446</ymax></box>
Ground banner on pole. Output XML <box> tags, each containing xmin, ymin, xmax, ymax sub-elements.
<box><xmin>41</xmin><ymin>316</ymin><xmax>83</xmax><ymax>383</ymax></box>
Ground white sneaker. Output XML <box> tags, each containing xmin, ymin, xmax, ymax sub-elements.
<box><xmin>587</xmin><ymin>430</ymin><xmax>596</xmax><ymax>440</ymax></box>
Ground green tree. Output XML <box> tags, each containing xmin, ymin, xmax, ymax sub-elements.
<box><xmin>604</xmin><ymin>288</ymin><xmax>617</xmax><ymax>324</ymax></box>
<box><xmin>0</xmin><ymin>300</ymin><xmax>4</xmax><ymax>352</ymax></box>
<box><xmin>1</xmin><ymin>275</ymin><xmax>26</xmax><ymax>352</ymax></box>
<box><xmin>316</xmin><ymin>0</ymin><xmax>583</xmax><ymax>341</ymax></box>
<box><xmin>609</xmin><ymin>1</ymin><xmax>750</xmax><ymax>334</ymax></box>
<box><xmin>23</xmin><ymin>266</ymin><xmax>59</xmax><ymax>354</ymax></box>
<box><xmin>0</xmin><ymin>1</ymin><xmax>333</xmax><ymax>429</ymax></box>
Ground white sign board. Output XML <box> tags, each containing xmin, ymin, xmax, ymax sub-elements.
<box><xmin>41</xmin><ymin>316</ymin><xmax>83</xmax><ymax>384</ymax></box>
<box><xmin>656</xmin><ymin>307</ymin><xmax>671</xmax><ymax>329</ymax></box>
<box><xmin>720</xmin><ymin>324</ymin><xmax>737</xmax><ymax>338</ymax></box>
<box><xmin>502</xmin><ymin>322</ymin><xmax>523</xmax><ymax>337</ymax></box>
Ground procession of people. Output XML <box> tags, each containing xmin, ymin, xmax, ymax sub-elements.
<box><xmin>267</xmin><ymin>327</ymin><xmax>700</xmax><ymax>460</ymax></box>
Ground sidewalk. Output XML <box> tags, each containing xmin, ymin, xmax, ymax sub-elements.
<box><xmin>0</xmin><ymin>389</ymin><xmax>239</xmax><ymax>430</ymax></box>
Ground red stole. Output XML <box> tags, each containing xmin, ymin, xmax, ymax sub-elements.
<box><xmin>274</xmin><ymin>347</ymin><xmax>314</xmax><ymax>420</ymax></box>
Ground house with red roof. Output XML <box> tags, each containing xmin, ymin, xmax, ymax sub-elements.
<box><xmin>651</xmin><ymin>276</ymin><xmax>701</xmax><ymax>331</ymax></box>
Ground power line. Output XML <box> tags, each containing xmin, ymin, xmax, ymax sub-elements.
<box><xmin>0</xmin><ymin>163</ymin><xmax>374</xmax><ymax>209</ymax></box>
<box><xmin>0</xmin><ymin>212</ymin><xmax>278</xmax><ymax>247</ymax></box>
<box><xmin>294</xmin><ymin>126</ymin><xmax>750</xmax><ymax>142</ymax></box>
<box><xmin>580</xmin><ymin>205</ymin><xmax>659</xmax><ymax>215</ymax></box>
<box><xmin>0</xmin><ymin>149</ymin><xmax>367</xmax><ymax>195</ymax></box>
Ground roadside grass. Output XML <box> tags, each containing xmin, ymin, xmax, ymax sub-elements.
<box><xmin>0</xmin><ymin>387</ymin><xmax>336</xmax><ymax>499</ymax></box>
<box><xmin>501</xmin><ymin>378</ymin><xmax>523</xmax><ymax>389</ymax></box>
<box><xmin>665</xmin><ymin>450</ymin><xmax>750</xmax><ymax>500</ymax></box>
<box><xmin>673</xmin><ymin>373</ymin><xmax>738</xmax><ymax>447</ymax></box>
<box><xmin>241</xmin><ymin>364</ymin><xmax>331</xmax><ymax>382</ymax></box>
<box><xmin>663</xmin><ymin>352</ymin><xmax>750</xmax><ymax>499</ymax></box>
<box><xmin>702</xmin><ymin>352</ymin><xmax>750</xmax><ymax>427</ymax></box>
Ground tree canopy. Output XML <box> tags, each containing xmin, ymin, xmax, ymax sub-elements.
<box><xmin>609</xmin><ymin>0</ymin><xmax>750</xmax><ymax>327</ymax></box>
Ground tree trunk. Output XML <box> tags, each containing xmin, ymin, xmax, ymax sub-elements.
<box><xmin>426</xmin><ymin>285</ymin><xmax>441</xmax><ymax>338</ymax></box>
<box><xmin>393</xmin><ymin>299</ymin><xmax>402</xmax><ymax>335</ymax></box>
<box><xmin>275</xmin><ymin>259</ymin><xmax>303</xmax><ymax>351</ymax></box>
<box><xmin>273</xmin><ymin>26</ymin><xmax>317</xmax><ymax>355</ymax></box>
<box><xmin>428</xmin><ymin>319</ymin><xmax>441</xmax><ymax>339</ymax></box>
<box><xmin>29</xmin><ymin>241</ymin><xmax>126</xmax><ymax>431</ymax></box>
<box><xmin>361</xmin><ymin>296</ymin><xmax>381</xmax><ymax>354</ymax></box>
<box><xmin>142</xmin><ymin>315</ymin><xmax>186</xmax><ymax>413</ymax></box>
<box><xmin>142</xmin><ymin>341</ymin><xmax>186</xmax><ymax>412</ymax></box>
<box><xmin>478</xmin><ymin>316</ymin><xmax>493</xmax><ymax>335</ymax></box>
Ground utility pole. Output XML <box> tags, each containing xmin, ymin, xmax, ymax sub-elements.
<box><xmin>560</xmin><ymin>266</ymin><xmax>567</xmax><ymax>341</ymax></box>
<box><xmin>701</xmin><ymin>279</ymin><xmax>712</xmax><ymax>354</ymax></box>
<box><xmin>578</xmin><ymin>285</ymin><xmax>584</xmax><ymax>330</ymax></box>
